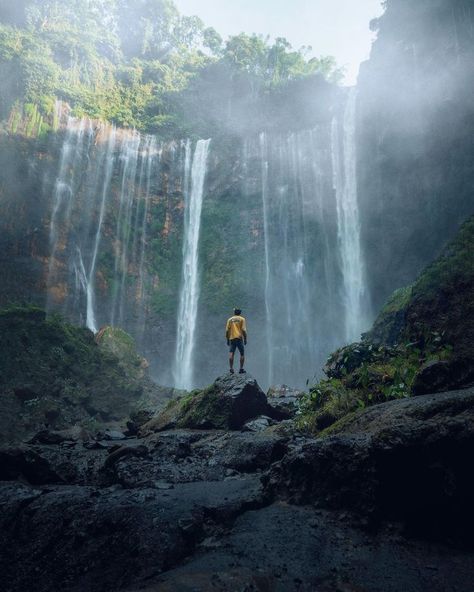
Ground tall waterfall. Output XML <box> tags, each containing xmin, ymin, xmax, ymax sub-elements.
<box><xmin>332</xmin><ymin>88</ymin><xmax>368</xmax><ymax>342</ymax></box>
<box><xmin>248</xmin><ymin>127</ymin><xmax>343</xmax><ymax>388</ymax></box>
<box><xmin>44</xmin><ymin>99</ymin><xmax>368</xmax><ymax>391</ymax></box>
<box><xmin>47</xmin><ymin>110</ymin><xmax>165</xmax><ymax>342</ymax></box>
<box><xmin>173</xmin><ymin>139</ymin><xmax>211</xmax><ymax>391</ymax></box>
<box><xmin>82</xmin><ymin>126</ymin><xmax>116</xmax><ymax>332</ymax></box>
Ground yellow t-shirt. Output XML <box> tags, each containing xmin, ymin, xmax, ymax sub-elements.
<box><xmin>226</xmin><ymin>316</ymin><xmax>247</xmax><ymax>340</ymax></box>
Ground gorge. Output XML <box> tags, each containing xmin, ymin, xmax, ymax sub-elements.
<box><xmin>2</xmin><ymin>1</ymin><xmax>473</xmax><ymax>393</ymax></box>
<box><xmin>3</xmin><ymin>92</ymin><xmax>371</xmax><ymax>390</ymax></box>
<box><xmin>1</xmin><ymin>1</ymin><xmax>474</xmax><ymax>591</ymax></box>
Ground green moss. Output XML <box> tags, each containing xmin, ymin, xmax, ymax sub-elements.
<box><xmin>0</xmin><ymin>306</ymin><xmax>146</xmax><ymax>416</ymax></box>
<box><xmin>413</xmin><ymin>216</ymin><xmax>474</xmax><ymax>302</ymax></box>
<box><xmin>380</xmin><ymin>285</ymin><xmax>413</xmax><ymax>315</ymax></box>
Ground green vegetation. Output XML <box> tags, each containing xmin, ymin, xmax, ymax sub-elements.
<box><xmin>0</xmin><ymin>0</ymin><xmax>342</xmax><ymax>136</ymax></box>
<box><xmin>0</xmin><ymin>305</ymin><xmax>154</xmax><ymax>442</ymax></box>
<box><xmin>299</xmin><ymin>216</ymin><xmax>474</xmax><ymax>434</ymax></box>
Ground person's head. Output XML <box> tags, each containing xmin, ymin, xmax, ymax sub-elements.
<box><xmin>234</xmin><ymin>308</ymin><xmax>242</xmax><ymax>316</ymax></box>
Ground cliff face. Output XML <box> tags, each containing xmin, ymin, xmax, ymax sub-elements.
<box><xmin>357</xmin><ymin>0</ymin><xmax>474</xmax><ymax>311</ymax></box>
<box><xmin>0</xmin><ymin>91</ymin><xmax>349</xmax><ymax>390</ymax></box>
<box><xmin>1</xmin><ymin>0</ymin><xmax>474</xmax><ymax>390</ymax></box>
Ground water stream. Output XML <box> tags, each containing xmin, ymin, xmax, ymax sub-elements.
<box><xmin>173</xmin><ymin>139</ymin><xmax>211</xmax><ymax>390</ymax></box>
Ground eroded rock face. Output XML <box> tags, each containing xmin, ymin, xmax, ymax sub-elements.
<box><xmin>266</xmin><ymin>387</ymin><xmax>474</xmax><ymax>544</ymax></box>
<box><xmin>141</xmin><ymin>373</ymin><xmax>270</xmax><ymax>433</ymax></box>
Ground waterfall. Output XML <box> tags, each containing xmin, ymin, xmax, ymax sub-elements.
<box><xmin>45</xmin><ymin>101</ymin><xmax>367</xmax><ymax>390</ymax></box>
<box><xmin>46</xmin><ymin>116</ymin><xmax>167</xmax><ymax>342</ymax></box>
<box><xmin>251</xmin><ymin>126</ymin><xmax>342</xmax><ymax>388</ymax></box>
<box><xmin>173</xmin><ymin>139</ymin><xmax>211</xmax><ymax>391</ymax></box>
<box><xmin>110</xmin><ymin>130</ymin><xmax>141</xmax><ymax>326</ymax></box>
<box><xmin>85</xmin><ymin>126</ymin><xmax>117</xmax><ymax>332</ymax></box>
<box><xmin>259</xmin><ymin>132</ymin><xmax>274</xmax><ymax>387</ymax></box>
<box><xmin>47</xmin><ymin>117</ymin><xmax>92</xmax><ymax>311</ymax></box>
<box><xmin>332</xmin><ymin>88</ymin><xmax>368</xmax><ymax>342</ymax></box>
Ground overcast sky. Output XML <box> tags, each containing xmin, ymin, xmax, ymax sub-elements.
<box><xmin>174</xmin><ymin>0</ymin><xmax>385</xmax><ymax>85</ymax></box>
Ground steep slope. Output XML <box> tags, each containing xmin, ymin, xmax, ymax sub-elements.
<box><xmin>302</xmin><ymin>215</ymin><xmax>474</xmax><ymax>431</ymax></box>
<box><xmin>0</xmin><ymin>306</ymin><xmax>171</xmax><ymax>443</ymax></box>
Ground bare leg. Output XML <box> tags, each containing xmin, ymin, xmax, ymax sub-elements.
<box><xmin>240</xmin><ymin>355</ymin><xmax>245</xmax><ymax>370</ymax></box>
<box><xmin>229</xmin><ymin>351</ymin><xmax>235</xmax><ymax>371</ymax></box>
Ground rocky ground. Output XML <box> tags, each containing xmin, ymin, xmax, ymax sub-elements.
<box><xmin>1</xmin><ymin>374</ymin><xmax>474</xmax><ymax>592</ymax></box>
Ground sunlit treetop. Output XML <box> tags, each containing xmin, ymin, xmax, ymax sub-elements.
<box><xmin>0</xmin><ymin>0</ymin><xmax>343</xmax><ymax>134</ymax></box>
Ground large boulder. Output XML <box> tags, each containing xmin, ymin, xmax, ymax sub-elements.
<box><xmin>266</xmin><ymin>387</ymin><xmax>474</xmax><ymax>544</ymax></box>
<box><xmin>141</xmin><ymin>374</ymin><xmax>270</xmax><ymax>433</ymax></box>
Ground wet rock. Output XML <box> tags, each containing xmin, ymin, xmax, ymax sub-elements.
<box><xmin>141</xmin><ymin>374</ymin><xmax>270</xmax><ymax>433</ymax></box>
<box><xmin>412</xmin><ymin>359</ymin><xmax>451</xmax><ymax>395</ymax></box>
<box><xmin>102</xmin><ymin>429</ymin><xmax>127</xmax><ymax>441</ymax></box>
<box><xmin>267</xmin><ymin>387</ymin><xmax>474</xmax><ymax>544</ymax></box>
<box><xmin>242</xmin><ymin>416</ymin><xmax>276</xmax><ymax>432</ymax></box>
<box><xmin>0</xmin><ymin>446</ymin><xmax>64</xmax><ymax>484</ymax></box>
<box><xmin>126</xmin><ymin>409</ymin><xmax>156</xmax><ymax>435</ymax></box>
<box><xmin>267</xmin><ymin>385</ymin><xmax>304</xmax><ymax>419</ymax></box>
<box><xmin>412</xmin><ymin>359</ymin><xmax>474</xmax><ymax>395</ymax></box>
<box><xmin>0</xmin><ymin>476</ymin><xmax>265</xmax><ymax>592</ymax></box>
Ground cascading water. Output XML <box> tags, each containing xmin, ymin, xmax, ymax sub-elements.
<box><xmin>247</xmin><ymin>126</ymin><xmax>343</xmax><ymax>388</ymax></box>
<box><xmin>47</xmin><ymin>111</ymin><xmax>166</xmax><ymax>344</ymax></box>
<box><xmin>48</xmin><ymin>116</ymin><xmax>92</xmax><ymax>308</ymax></box>
<box><xmin>173</xmin><ymin>139</ymin><xmax>211</xmax><ymax>391</ymax></box>
<box><xmin>84</xmin><ymin>126</ymin><xmax>117</xmax><ymax>332</ymax></box>
<box><xmin>110</xmin><ymin>130</ymin><xmax>141</xmax><ymax>327</ymax></box>
<box><xmin>332</xmin><ymin>88</ymin><xmax>369</xmax><ymax>342</ymax></box>
<box><xmin>45</xmin><ymin>95</ymin><xmax>367</xmax><ymax>392</ymax></box>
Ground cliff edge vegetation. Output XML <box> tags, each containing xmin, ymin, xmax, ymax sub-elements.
<box><xmin>300</xmin><ymin>215</ymin><xmax>474</xmax><ymax>433</ymax></box>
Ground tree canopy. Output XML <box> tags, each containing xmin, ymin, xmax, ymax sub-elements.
<box><xmin>0</xmin><ymin>0</ymin><xmax>343</xmax><ymax>134</ymax></box>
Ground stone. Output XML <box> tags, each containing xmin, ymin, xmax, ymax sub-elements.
<box><xmin>266</xmin><ymin>387</ymin><xmax>474</xmax><ymax>544</ymax></box>
<box><xmin>242</xmin><ymin>416</ymin><xmax>276</xmax><ymax>432</ymax></box>
<box><xmin>412</xmin><ymin>360</ymin><xmax>451</xmax><ymax>395</ymax></box>
<box><xmin>29</xmin><ymin>426</ymin><xmax>91</xmax><ymax>445</ymax></box>
<box><xmin>141</xmin><ymin>374</ymin><xmax>270</xmax><ymax>433</ymax></box>
<box><xmin>102</xmin><ymin>430</ymin><xmax>127</xmax><ymax>441</ymax></box>
<box><xmin>266</xmin><ymin>385</ymin><xmax>304</xmax><ymax>419</ymax></box>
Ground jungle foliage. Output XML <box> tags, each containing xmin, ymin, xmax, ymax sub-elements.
<box><xmin>0</xmin><ymin>0</ymin><xmax>342</xmax><ymax>135</ymax></box>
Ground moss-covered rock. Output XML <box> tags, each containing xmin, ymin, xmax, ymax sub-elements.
<box><xmin>141</xmin><ymin>373</ymin><xmax>270</xmax><ymax>433</ymax></box>
<box><xmin>0</xmin><ymin>306</ymin><xmax>167</xmax><ymax>443</ymax></box>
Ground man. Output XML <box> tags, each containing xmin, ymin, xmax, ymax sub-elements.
<box><xmin>225</xmin><ymin>308</ymin><xmax>247</xmax><ymax>374</ymax></box>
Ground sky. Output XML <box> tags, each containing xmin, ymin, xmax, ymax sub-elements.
<box><xmin>174</xmin><ymin>0</ymin><xmax>385</xmax><ymax>85</ymax></box>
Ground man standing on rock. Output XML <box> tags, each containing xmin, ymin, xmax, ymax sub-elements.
<box><xmin>226</xmin><ymin>308</ymin><xmax>247</xmax><ymax>374</ymax></box>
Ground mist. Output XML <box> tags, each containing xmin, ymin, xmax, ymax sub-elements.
<box><xmin>1</xmin><ymin>1</ymin><xmax>474</xmax><ymax>589</ymax></box>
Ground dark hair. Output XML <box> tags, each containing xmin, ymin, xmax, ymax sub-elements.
<box><xmin>234</xmin><ymin>308</ymin><xmax>242</xmax><ymax>315</ymax></box>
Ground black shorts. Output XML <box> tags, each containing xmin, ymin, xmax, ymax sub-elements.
<box><xmin>229</xmin><ymin>338</ymin><xmax>245</xmax><ymax>355</ymax></box>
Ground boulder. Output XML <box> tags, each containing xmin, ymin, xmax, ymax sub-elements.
<box><xmin>412</xmin><ymin>358</ymin><xmax>474</xmax><ymax>396</ymax></box>
<box><xmin>141</xmin><ymin>374</ymin><xmax>270</xmax><ymax>433</ymax></box>
<box><xmin>29</xmin><ymin>426</ymin><xmax>91</xmax><ymax>444</ymax></box>
<box><xmin>266</xmin><ymin>387</ymin><xmax>474</xmax><ymax>544</ymax></box>
<box><xmin>412</xmin><ymin>360</ymin><xmax>452</xmax><ymax>395</ymax></box>
<box><xmin>266</xmin><ymin>385</ymin><xmax>304</xmax><ymax>419</ymax></box>
<box><xmin>242</xmin><ymin>415</ymin><xmax>276</xmax><ymax>432</ymax></box>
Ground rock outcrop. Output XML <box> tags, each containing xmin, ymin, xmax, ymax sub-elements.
<box><xmin>0</xmin><ymin>307</ymin><xmax>173</xmax><ymax>444</ymax></box>
<box><xmin>302</xmin><ymin>216</ymin><xmax>474</xmax><ymax>432</ymax></box>
<box><xmin>141</xmin><ymin>373</ymin><xmax>271</xmax><ymax>433</ymax></box>
<box><xmin>267</xmin><ymin>387</ymin><xmax>474</xmax><ymax>544</ymax></box>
